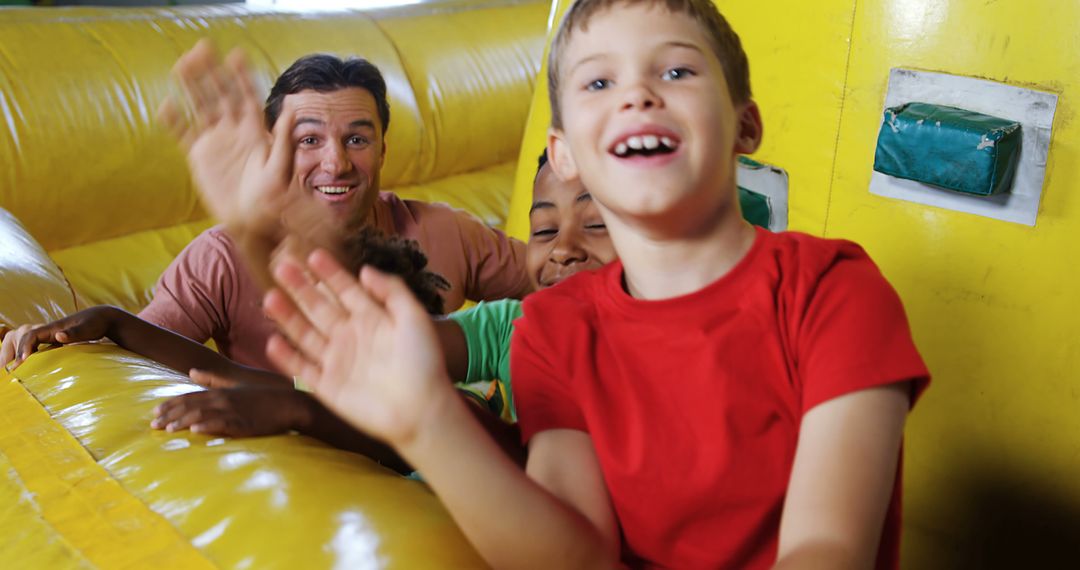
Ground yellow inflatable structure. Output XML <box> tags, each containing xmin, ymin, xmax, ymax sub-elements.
<box><xmin>5</xmin><ymin>0</ymin><xmax>1080</xmax><ymax>567</ymax></box>
<box><xmin>0</xmin><ymin>1</ymin><xmax>546</xmax><ymax>567</ymax></box>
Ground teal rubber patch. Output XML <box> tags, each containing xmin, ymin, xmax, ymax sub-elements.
<box><xmin>873</xmin><ymin>102</ymin><xmax>1021</xmax><ymax>196</ymax></box>
<box><xmin>738</xmin><ymin>186</ymin><xmax>771</xmax><ymax>229</ymax></box>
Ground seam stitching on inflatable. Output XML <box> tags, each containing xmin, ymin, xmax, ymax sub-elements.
<box><xmin>0</xmin><ymin>373</ymin><xmax>218</xmax><ymax>570</ymax></box>
<box><xmin>822</xmin><ymin>0</ymin><xmax>861</xmax><ymax>236</ymax></box>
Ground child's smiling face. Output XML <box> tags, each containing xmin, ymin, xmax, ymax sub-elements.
<box><xmin>526</xmin><ymin>163</ymin><xmax>616</xmax><ymax>289</ymax></box>
<box><xmin>549</xmin><ymin>3</ymin><xmax>760</xmax><ymax>233</ymax></box>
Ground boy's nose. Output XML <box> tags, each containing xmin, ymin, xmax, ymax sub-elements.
<box><xmin>621</xmin><ymin>83</ymin><xmax>662</xmax><ymax>111</ymax></box>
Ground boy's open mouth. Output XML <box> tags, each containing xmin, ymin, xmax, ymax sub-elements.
<box><xmin>610</xmin><ymin>133</ymin><xmax>680</xmax><ymax>158</ymax></box>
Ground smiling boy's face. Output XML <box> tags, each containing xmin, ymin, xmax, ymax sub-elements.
<box><xmin>548</xmin><ymin>3</ymin><xmax>761</xmax><ymax>234</ymax></box>
<box><xmin>526</xmin><ymin>163</ymin><xmax>616</xmax><ymax>289</ymax></box>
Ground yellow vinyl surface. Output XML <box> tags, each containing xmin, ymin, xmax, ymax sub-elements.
<box><xmin>3</xmin><ymin>345</ymin><xmax>487</xmax><ymax>568</ymax></box>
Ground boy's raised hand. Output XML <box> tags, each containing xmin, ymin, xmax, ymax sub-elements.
<box><xmin>156</xmin><ymin>39</ymin><xmax>295</xmax><ymax>235</ymax></box>
<box><xmin>264</xmin><ymin>249</ymin><xmax>453</xmax><ymax>447</ymax></box>
<box><xmin>1</xmin><ymin>307</ymin><xmax>116</xmax><ymax>371</ymax></box>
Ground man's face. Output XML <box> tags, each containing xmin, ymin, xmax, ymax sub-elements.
<box><xmin>550</xmin><ymin>4</ymin><xmax>757</xmax><ymax>233</ymax></box>
<box><xmin>288</xmin><ymin>87</ymin><xmax>385</xmax><ymax>231</ymax></box>
<box><xmin>526</xmin><ymin>163</ymin><xmax>616</xmax><ymax>289</ymax></box>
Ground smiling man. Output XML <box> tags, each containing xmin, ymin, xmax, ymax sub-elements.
<box><xmin>142</xmin><ymin>51</ymin><xmax>532</xmax><ymax>374</ymax></box>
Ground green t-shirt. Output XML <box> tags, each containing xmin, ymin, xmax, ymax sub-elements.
<box><xmin>448</xmin><ymin>299</ymin><xmax>522</xmax><ymax>420</ymax></box>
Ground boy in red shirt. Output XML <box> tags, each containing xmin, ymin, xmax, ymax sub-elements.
<box><xmin>262</xmin><ymin>0</ymin><xmax>930</xmax><ymax>568</ymax></box>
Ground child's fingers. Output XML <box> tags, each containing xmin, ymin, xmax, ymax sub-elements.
<box><xmin>56</xmin><ymin>318</ymin><xmax>98</xmax><ymax>343</ymax></box>
<box><xmin>306</xmin><ymin>249</ymin><xmax>385</xmax><ymax>318</ymax></box>
<box><xmin>190</xmin><ymin>416</ymin><xmax>242</xmax><ymax>436</ymax></box>
<box><xmin>266</xmin><ymin>334</ymin><xmax>323</xmax><ymax>387</ymax></box>
<box><xmin>359</xmin><ymin>266</ymin><xmax>430</xmax><ymax>323</ymax></box>
<box><xmin>157</xmin><ymin>394</ymin><xmax>230</xmax><ymax>433</ymax></box>
<box><xmin>151</xmin><ymin>391</ymin><xmax>221</xmax><ymax>429</ymax></box>
<box><xmin>151</xmin><ymin>396</ymin><xmax>187</xmax><ymax>430</ymax></box>
<box><xmin>225</xmin><ymin>48</ymin><xmax>262</xmax><ymax>112</ymax></box>
<box><xmin>174</xmin><ymin>39</ymin><xmax>224</xmax><ymax>130</ymax></box>
<box><xmin>207</xmin><ymin>58</ymin><xmax>245</xmax><ymax>123</ymax></box>
<box><xmin>272</xmin><ymin>258</ymin><xmax>347</xmax><ymax>337</ymax></box>
<box><xmin>267</xmin><ymin>96</ymin><xmax>296</xmax><ymax>179</ymax></box>
<box><xmin>0</xmin><ymin>329</ymin><xmax>17</xmax><ymax>369</ymax></box>
<box><xmin>165</xmin><ymin>406</ymin><xmax>211</xmax><ymax>433</ymax></box>
<box><xmin>263</xmin><ymin>287</ymin><xmax>329</xmax><ymax>358</ymax></box>
<box><xmin>156</xmin><ymin>97</ymin><xmax>197</xmax><ymax>151</ymax></box>
<box><xmin>15</xmin><ymin>325</ymin><xmax>58</xmax><ymax>365</ymax></box>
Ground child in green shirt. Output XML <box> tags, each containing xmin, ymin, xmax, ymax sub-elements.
<box><xmin>443</xmin><ymin>151</ymin><xmax>616</xmax><ymax>421</ymax></box>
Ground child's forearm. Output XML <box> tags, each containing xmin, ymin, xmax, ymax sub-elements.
<box><xmin>293</xmin><ymin>392</ymin><xmax>412</xmax><ymax>473</ymax></box>
<box><xmin>433</xmin><ymin>318</ymin><xmax>470</xmax><ymax>381</ymax></box>
<box><xmin>399</xmin><ymin>388</ymin><xmax>617</xmax><ymax>570</ymax></box>
<box><xmin>101</xmin><ymin>306</ymin><xmax>251</xmax><ymax>377</ymax></box>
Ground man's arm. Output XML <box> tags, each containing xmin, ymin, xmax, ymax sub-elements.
<box><xmin>774</xmin><ymin>383</ymin><xmax>911</xmax><ymax>569</ymax></box>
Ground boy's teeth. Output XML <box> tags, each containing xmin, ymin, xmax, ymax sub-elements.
<box><xmin>614</xmin><ymin>134</ymin><xmax>677</xmax><ymax>156</ymax></box>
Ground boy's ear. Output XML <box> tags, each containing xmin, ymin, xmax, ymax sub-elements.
<box><xmin>734</xmin><ymin>101</ymin><xmax>764</xmax><ymax>155</ymax></box>
<box><xmin>547</xmin><ymin>128</ymin><xmax>580</xmax><ymax>182</ymax></box>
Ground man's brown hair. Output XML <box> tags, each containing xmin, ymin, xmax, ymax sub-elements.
<box><xmin>547</xmin><ymin>0</ymin><xmax>751</xmax><ymax>129</ymax></box>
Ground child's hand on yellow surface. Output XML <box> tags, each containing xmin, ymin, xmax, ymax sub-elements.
<box><xmin>0</xmin><ymin>306</ymin><xmax>118</xmax><ymax>371</ymax></box>
<box><xmin>151</xmin><ymin>384</ymin><xmax>307</xmax><ymax>437</ymax></box>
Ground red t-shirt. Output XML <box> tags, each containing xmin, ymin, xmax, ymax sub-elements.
<box><xmin>140</xmin><ymin>192</ymin><xmax>532</xmax><ymax>371</ymax></box>
<box><xmin>512</xmin><ymin>227</ymin><xmax>929</xmax><ymax>569</ymax></box>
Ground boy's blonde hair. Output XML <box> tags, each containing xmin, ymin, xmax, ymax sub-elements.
<box><xmin>547</xmin><ymin>0</ymin><xmax>751</xmax><ymax>129</ymax></box>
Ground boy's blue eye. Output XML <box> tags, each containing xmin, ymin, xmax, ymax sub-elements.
<box><xmin>300</xmin><ymin>136</ymin><xmax>318</xmax><ymax>145</ymax></box>
<box><xmin>662</xmin><ymin>67</ymin><xmax>694</xmax><ymax>81</ymax></box>
<box><xmin>585</xmin><ymin>79</ymin><xmax>611</xmax><ymax>92</ymax></box>
<box><xmin>347</xmin><ymin>135</ymin><xmax>369</xmax><ymax>146</ymax></box>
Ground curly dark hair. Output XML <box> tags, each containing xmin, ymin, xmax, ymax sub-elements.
<box><xmin>340</xmin><ymin>226</ymin><xmax>450</xmax><ymax>315</ymax></box>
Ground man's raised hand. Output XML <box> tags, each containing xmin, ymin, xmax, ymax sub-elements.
<box><xmin>156</xmin><ymin>39</ymin><xmax>295</xmax><ymax>235</ymax></box>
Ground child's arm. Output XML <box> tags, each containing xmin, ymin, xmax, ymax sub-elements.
<box><xmin>404</xmin><ymin>396</ymin><xmax>619</xmax><ymax>568</ymax></box>
<box><xmin>774</xmin><ymin>383</ymin><xmax>910</xmax><ymax>569</ymax></box>
<box><xmin>264</xmin><ymin>250</ymin><xmax>620</xmax><ymax>569</ymax></box>
<box><xmin>433</xmin><ymin>318</ymin><xmax>470</xmax><ymax>381</ymax></box>
<box><xmin>0</xmin><ymin>305</ymin><xmax>289</xmax><ymax>387</ymax></box>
